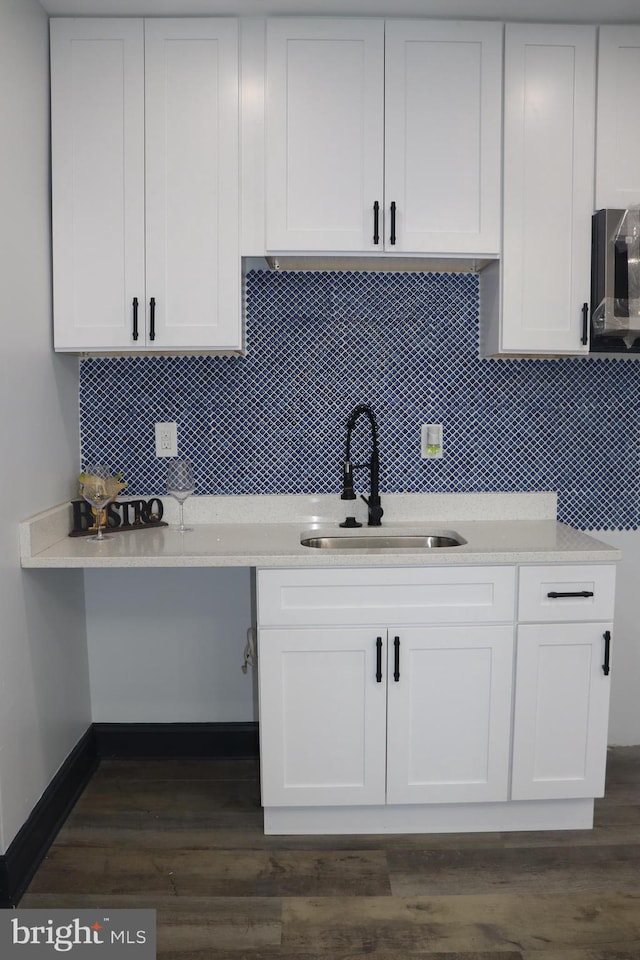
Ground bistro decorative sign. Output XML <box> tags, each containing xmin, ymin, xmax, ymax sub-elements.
<box><xmin>69</xmin><ymin>498</ymin><xmax>166</xmax><ymax>537</ymax></box>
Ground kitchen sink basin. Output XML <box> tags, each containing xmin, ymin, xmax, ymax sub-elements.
<box><xmin>300</xmin><ymin>531</ymin><xmax>467</xmax><ymax>550</ymax></box>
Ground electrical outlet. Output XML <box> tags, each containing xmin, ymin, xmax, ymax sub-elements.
<box><xmin>421</xmin><ymin>423</ymin><xmax>443</xmax><ymax>459</ymax></box>
<box><xmin>155</xmin><ymin>422</ymin><xmax>178</xmax><ymax>457</ymax></box>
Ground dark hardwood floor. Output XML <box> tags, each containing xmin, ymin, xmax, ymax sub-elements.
<box><xmin>20</xmin><ymin>747</ymin><xmax>640</xmax><ymax>959</ymax></box>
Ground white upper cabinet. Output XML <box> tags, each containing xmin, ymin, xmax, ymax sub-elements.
<box><xmin>596</xmin><ymin>26</ymin><xmax>640</xmax><ymax>210</ymax></box>
<box><xmin>265</xmin><ymin>19</ymin><xmax>384</xmax><ymax>253</ymax></box>
<box><xmin>492</xmin><ymin>24</ymin><xmax>596</xmax><ymax>355</ymax></box>
<box><xmin>384</xmin><ymin>21</ymin><xmax>501</xmax><ymax>256</ymax></box>
<box><xmin>265</xmin><ymin>18</ymin><xmax>502</xmax><ymax>256</ymax></box>
<box><xmin>144</xmin><ymin>20</ymin><xmax>240</xmax><ymax>351</ymax></box>
<box><xmin>51</xmin><ymin>18</ymin><xmax>241</xmax><ymax>353</ymax></box>
<box><xmin>51</xmin><ymin>20</ymin><xmax>145</xmax><ymax>352</ymax></box>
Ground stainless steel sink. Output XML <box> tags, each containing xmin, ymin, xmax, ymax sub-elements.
<box><xmin>300</xmin><ymin>530</ymin><xmax>467</xmax><ymax>550</ymax></box>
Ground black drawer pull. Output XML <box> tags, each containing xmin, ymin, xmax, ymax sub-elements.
<box><xmin>149</xmin><ymin>297</ymin><xmax>156</xmax><ymax>341</ymax></box>
<box><xmin>547</xmin><ymin>590</ymin><xmax>594</xmax><ymax>599</ymax></box>
<box><xmin>581</xmin><ymin>302</ymin><xmax>589</xmax><ymax>346</ymax></box>
<box><xmin>603</xmin><ymin>630</ymin><xmax>611</xmax><ymax>676</ymax></box>
<box><xmin>390</xmin><ymin>201</ymin><xmax>397</xmax><ymax>245</ymax></box>
<box><xmin>393</xmin><ymin>636</ymin><xmax>400</xmax><ymax>682</ymax></box>
<box><xmin>373</xmin><ymin>201</ymin><xmax>380</xmax><ymax>245</ymax></box>
<box><xmin>375</xmin><ymin>637</ymin><xmax>383</xmax><ymax>683</ymax></box>
<box><xmin>132</xmin><ymin>297</ymin><xmax>139</xmax><ymax>341</ymax></box>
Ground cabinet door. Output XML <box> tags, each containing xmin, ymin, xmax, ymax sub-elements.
<box><xmin>501</xmin><ymin>24</ymin><xmax>596</xmax><ymax>354</ymax></box>
<box><xmin>511</xmin><ymin>623</ymin><xmax>612</xmax><ymax>800</ymax></box>
<box><xmin>384</xmin><ymin>21</ymin><xmax>502</xmax><ymax>255</ymax></box>
<box><xmin>386</xmin><ymin>625</ymin><xmax>514</xmax><ymax>804</ymax></box>
<box><xmin>258</xmin><ymin>627</ymin><xmax>387</xmax><ymax>806</ymax></box>
<box><xmin>145</xmin><ymin>19</ymin><xmax>241</xmax><ymax>350</ymax></box>
<box><xmin>265</xmin><ymin>19</ymin><xmax>384</xmax><ymax>252</ymax></box>
<box><xmin>596</xmin><ymin>27</ymin><xmax>640</xmax><ymax>209</ymax></box>
<box><xmin>51</xmin><ymin>19</ymin><xmax>145</xmax><ymax>351</ymax></box>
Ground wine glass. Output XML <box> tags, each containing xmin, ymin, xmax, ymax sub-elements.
<box><xmin>81</xmin><ymin>463</ymin><xmax>114</xmax><ymax>542</ymax></box>
<box><xmin>166</xmin><ymin>459</ymin><xmax>195</xmax><ymax>533</ymax></box>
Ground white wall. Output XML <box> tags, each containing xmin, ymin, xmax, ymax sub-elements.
<box><xmin>592</xmin><ymin>530</ymin><xmax>640</xmax><ymax>745</ymax></box>
<box><xmin>0</xmin><ymin>0</ymin><xmax>89</xmax><ymax>853</ymax></box>
<box><xmin>85</xmin><ymin>568</ymin><xmax>255</xmax><ymax>722</ymax></box>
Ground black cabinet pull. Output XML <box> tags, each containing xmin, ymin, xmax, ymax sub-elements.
<box><xmin>375</xmin><ymin>637</ymin><xmax>383</xmax><ymax>683</ymax></box>
<box><xmin>603</xmin><ymin>630</ymin><xmax>611</xmax><ymax>676</ymax></box>
<box><xmin>581</xmin><ymin>302</ymin><xmax>589</xmax><ymax>346</ymax></box>
<box><xmin>390</xmin><ymin>201</ymin><xmax>397</xmax><ymax>246</ymax></box>
<box><xmin>132</xmin><ymin>297</ymin><xmax>139</xmax><ymax>342</ymax></box>
<box><xmin>547</xmin><ymin>590</ymin><xmax>594</xmax><ymax>599</ymax></box>
<box><xmin>393</xmin><ymin>636</ymin><xmax>400</xmax><ymax>682</ymax></box>
<box><xmin>149</xmin><ymin>297</ymin><xmax>156</xmax><ymax>341</ymax></box>
<box><xmin>373</xmin><ymin>201</ymin><xmax>380</xmax><ymax>245</ymax></box>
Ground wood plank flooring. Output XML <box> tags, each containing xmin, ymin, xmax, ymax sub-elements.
<box><xmin>20</xmin><ymin>747</ymin><xmax>640</xmax><ymax>959</ymax></box>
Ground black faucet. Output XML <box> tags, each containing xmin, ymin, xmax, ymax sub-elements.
<box><xmin>340</xmin><ymin>404</ymin><xmax>384</xmax><ymax>527</ymax></box>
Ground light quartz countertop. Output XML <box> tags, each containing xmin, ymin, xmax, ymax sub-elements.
<box><xmin>20</xmin><ymin>492</ymin><xmax>621</xmax><ymax>568</ymax></box>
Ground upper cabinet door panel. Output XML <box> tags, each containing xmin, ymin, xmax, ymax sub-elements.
<box><xmin>596</xmin><ymin>26</ymin><xmax>640</xmax><ymax>210</ymax></box>
<box><xmin>384</xmin><ymin>20</ymin><xmax>502</xmax><ymax>256</ymax></box>
<box><xmin>144</xmin><ymin>19</ymin><xmax>240</xmax><ymax>350</ymax></box>
<box><xmin>50</xmin><ymin>19</ymin><xmax>145</xmax><ymax>351</ymax></box>
<box><xmin>266</xmin><ymin>18</ymin><xmax>385</xmax><ymax>252</ymax></box>
<box><xmin>501</xmin><ymin>24</ymin><xmax>596</xmax><ymax>354</ymax></box>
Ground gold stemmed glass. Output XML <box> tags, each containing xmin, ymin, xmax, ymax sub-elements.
<box><xmin>81</xmin><ymin>464</ymin><xmax>116</xmax><ymax>541</ymax></box>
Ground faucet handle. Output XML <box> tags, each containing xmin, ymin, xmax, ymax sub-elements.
<box><xmin>361</xmin><ymin>494</ymin><xmax>384</xmax><ymax>526</ymax></box>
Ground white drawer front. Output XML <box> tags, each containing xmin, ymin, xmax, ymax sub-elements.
<box><xmin>518</xmin><ymin>564</ymin><xmax>616</xmax><ymax>623</ymax></box>
<box><xmin>257</xmin><ymin>566</ymin><xmax>516</xmax><ymax>626</ymax></box>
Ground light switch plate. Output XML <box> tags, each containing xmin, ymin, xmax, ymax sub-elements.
<box><xmin>421</xmin><ymin>423</ymin><xmax>443</xmax><ymax>459</ymax></box>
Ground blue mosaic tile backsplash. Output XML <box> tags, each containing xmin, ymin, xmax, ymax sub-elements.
<box><xmin>80</xmin><ymin>269</ymin><xmax>640</xmax><ymax>531</ymax></box>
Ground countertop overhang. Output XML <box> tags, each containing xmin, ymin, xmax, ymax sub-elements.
<box><xmin>19</xmin><ymin>493</ymin><xmax>621</xmax><ymax>568</ymax></box>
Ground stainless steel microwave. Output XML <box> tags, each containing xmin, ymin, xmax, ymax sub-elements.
<box><xmin>591</xmin><ymin>208</ymin><xmax>640</xmax><ymax>353</ymax></box>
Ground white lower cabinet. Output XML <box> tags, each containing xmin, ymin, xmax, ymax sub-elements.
<box><xmin>257</xmin><ymin>563</ymin><xmax>615</xmax><ymax>834</ymax></box>
<box><xmin>513</xmin><ymin>563</ymin><xmax>615</xmax><ymax>801</ymax></box>
<box><xmin>258</xmin><ymin>627</ymin><xmax>387</xmax><ymax>806</ymax></box>
<box><xmin>512</xmin><ymin>623</ymin><xmax>612</xmax><ymax>801</ymax></box>
<box><xmin>259</xmin><ymin>623</ymin><xmax>514</xmax><ymax>808</ymax></box>
<box><xmin>385</xmin><ymin>625</ymin><xmax>513</xmax><ymax>804</ymax></box>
